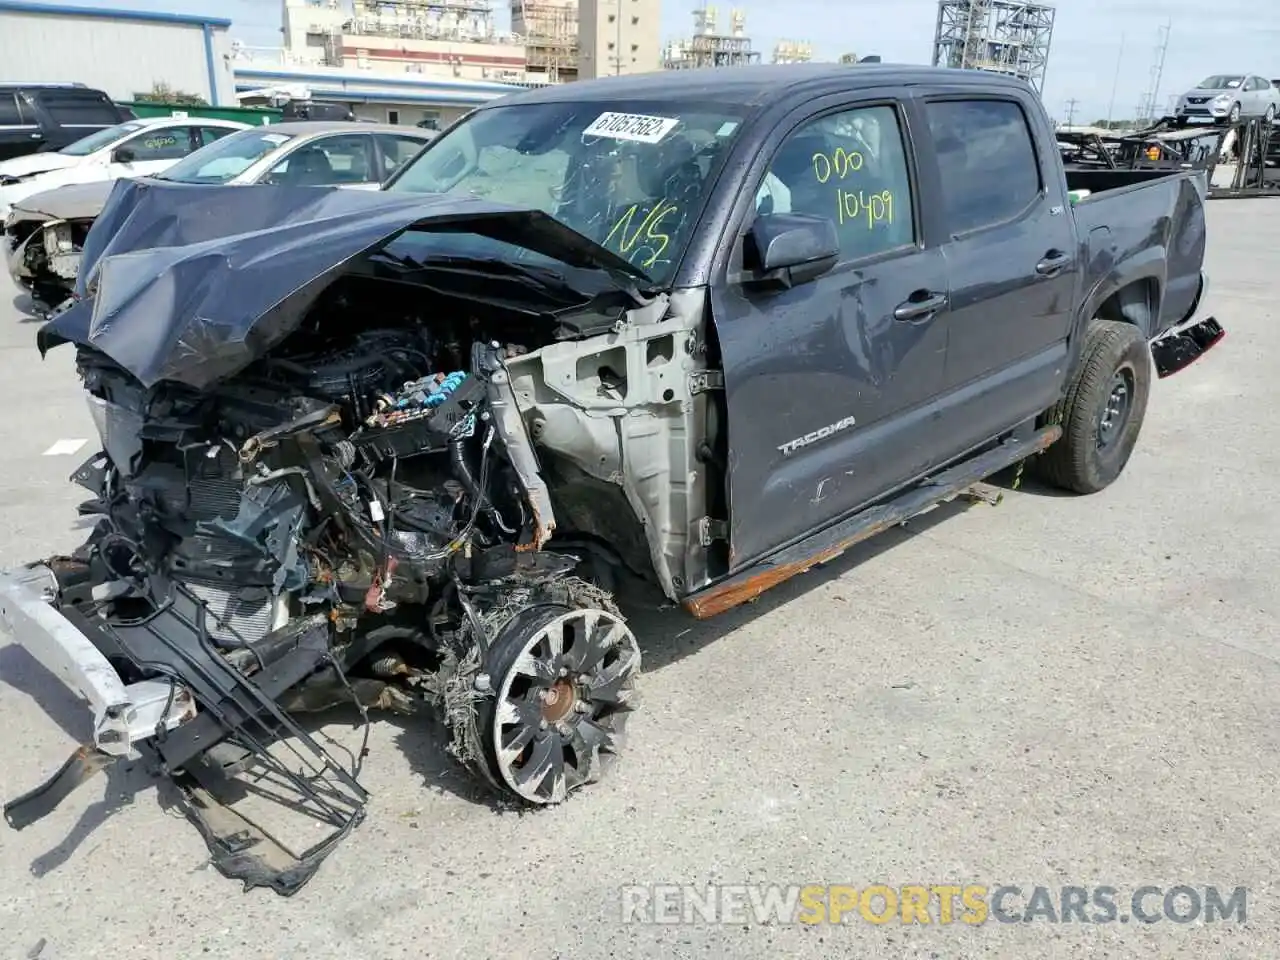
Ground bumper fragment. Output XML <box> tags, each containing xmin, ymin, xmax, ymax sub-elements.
<box><xmin>1151</xmin><ymin>317</ymin><xmax>1225</xmax><ymax>377</ymax></box>
<box><xmin>0</xmin><ymin>563</ymin><xmax>197</xmax><ymax>755</ymax></box>
<box><xmin>1149</xmin><ymin>270</ymin><xmax>1224</xmax><ymax>378</ymax></box>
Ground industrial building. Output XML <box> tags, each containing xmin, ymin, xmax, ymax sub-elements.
<box><xmin>0</xmin><ymin>0</ymin><xmax>237</xmax><ymax>104</ymax></box>
<box><xmin>278</xmin><ymin>0</ymin><xmax>660</xmax><ymax>85</ymax></box>
<box><xmin>512</xmin><ymin>0</ymin><xmax>579</xmax><ymax>82</ymax></box>
<box><xmin>277</xmin><ymin>0</ymin><xmax>589</xmax><ymax>85</ymax></box>
<box><xmin>662</xmin><ymin>8</ymin><xmax>760</xmax><ymax>70</ymax></box>
<box><xmin>232</xmin><ymin>61</ymin><xmax>523</xmax><ymax>127</ymax></box>
<box><xmin>577</xmin><ymin>0</ymin><xmax>662</xmax><ymax>79</ymax></box>
<box><xmin>279</xmin><ymin>0</ymin><xmax>530</xmax><ymax>82</ymax></box>
<box><xmin>931</xmin><ymin>0</ymin><xmax>1056</xmax><ymax>93</ymax></box>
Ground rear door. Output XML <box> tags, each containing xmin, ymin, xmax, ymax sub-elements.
<box><xmin>916</xmin><ymin>93</ymin><xmax>1077</xmax><ymax>459</ymax></box>
<box><xmin>0</xmin><ymin>91</ymin><xmax>41</xmax><ymax>161</ymax></box>
<box><xmin>711</xmin><ymin>89</ymin><xmax>953</xmax><ymax>568</ymax></box>
<box><xmin>32</xmin><ymin>89</ymin><xmax>122</xmax><ymax>150</ymax></box>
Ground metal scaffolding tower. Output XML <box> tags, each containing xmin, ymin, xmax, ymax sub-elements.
<box><xmin>931</xmin><ymin>0</ymin><xmax>1056</xmax><ymax>94</ymax></box>
<box><xmin>662</xmin><ymin>7</ymin><xmax>761</xmax><ymax>69</ymax></box>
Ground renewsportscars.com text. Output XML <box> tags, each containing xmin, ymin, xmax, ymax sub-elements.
<box><xmin>620</xmin><ymin>884</ymin><xmax>1248</xmax><ymax>926</ymax></box>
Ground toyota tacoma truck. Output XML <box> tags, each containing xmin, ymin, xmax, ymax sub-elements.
<box><xmin>0</xmin><ymin>65</ymin><xmax>1222</xmax><ymax>895</ymax></box>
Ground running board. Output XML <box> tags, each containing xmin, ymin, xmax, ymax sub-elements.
<box><xmin>683</xmin><ymin>425</ymin><xmax>1062</xmax><ymax>619</ymax></box>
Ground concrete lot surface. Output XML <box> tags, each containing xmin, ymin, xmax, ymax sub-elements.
<box><xmin>0</xmin><ymin>201</ymin><xmax>1277</xmax><ymax>959</ymax></box>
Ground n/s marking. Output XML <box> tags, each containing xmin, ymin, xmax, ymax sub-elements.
<box><xmin>43</xmin><ymin>439</ymin><xmax>87</xmax><ymax>456</ymax></box>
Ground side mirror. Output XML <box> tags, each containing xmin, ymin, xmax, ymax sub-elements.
<box><xmin>111</xmin><ymin>146</ymin><xmax>135</xmax><ymax>164</ymax></box>
<box><xmin>745</xmin><ymin>213</ymin><xmax>840</xmax><ymax>288</ymax></box>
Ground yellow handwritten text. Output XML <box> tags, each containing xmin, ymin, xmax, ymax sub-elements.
<box><xmin>812</xmin><ymin>147</ymin><xmax>864</xmax><ymax>183</ymax></box>
<box><xmin>144</xmin><ymin>135</ymin><xmax>177</xmax><ymax>150</ymax></box>
<box><xmin>605</xmin><ymin>200</ymin><xmax>679</xmax><ymax>268</ymax></box>
<box><xmin>836</xmin><ymin>188</ymin><xmax>895</xmax><ymax>229</ymax></box>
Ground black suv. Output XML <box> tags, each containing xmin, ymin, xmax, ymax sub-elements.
<box><xmin>0</xmin><ymin>84</ymin><xmax>130</xmax><ymax>162</ymax></box>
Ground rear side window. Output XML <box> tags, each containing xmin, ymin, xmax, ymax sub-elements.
<box><xmin>376</xmin><ymin>133</ymin><xmax>428</xmax><ymax>175</ymax></box>
<box><xmin>924</xmin><ymin>99</ymin><xmax>1042</xmax><ymax>235</ymax></box>
<box><xmin>200</xmin><ymin>125</ymin><xmax>236</xmax><ymax>147</ymax></box>
<box><xmin>37</xmin><ymin>90</ymin><xmax>121</xmax><ymax>126</ymax></box>
<box><xmin>0</xmin><ymin>92</ymin><xmax>23</xmax><ymax>126</ymax></box>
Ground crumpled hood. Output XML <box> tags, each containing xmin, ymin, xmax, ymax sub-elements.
<box><xmin>11</xmin><ymin>179</ymin><xmax>115</xmax><ymax>221</ymax></box>
<box><xmin>0</xmin><ymin>152</ymin><xmax>81</xmax><ymax>181</ymax></box>
<box><xmin>37</xmin><ymin>178</ymin><xmax>648</xmax><ymax>391</ymax></box>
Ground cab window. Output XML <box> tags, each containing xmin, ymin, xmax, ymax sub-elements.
<box><xmin>119</xmin><ymin>126</ymin><xmax>199</xmax><ymax>161</ymax></box>
<box><xmin>757</xmin><ymin>104</ymin><xmax>915</xmax><ymax>262</ymax></box>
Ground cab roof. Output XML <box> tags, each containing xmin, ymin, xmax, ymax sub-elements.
<box><xmin>478</xmin><ymin>63</ymin><xmax>1032</xmax><ymax>110</ymax></box>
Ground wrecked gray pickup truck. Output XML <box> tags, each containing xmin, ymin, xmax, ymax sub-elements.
<box><xmin>1</xmin><ymin>65</ymin><xmax>1223</xmax><ymax>896</ymax></box>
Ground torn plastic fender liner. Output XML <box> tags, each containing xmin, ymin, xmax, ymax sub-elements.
<box><xmin>37</xmin><ymin>178</ymin><xmax>648</xmax><ymax>392</ymax></box>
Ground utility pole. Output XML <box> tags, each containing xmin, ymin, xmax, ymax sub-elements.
<box><xmin>1064</xmin><ymin>98</ymin><xmax>1079</xmax><ymax>127</ymax></box>
<box><xmin>1138</xmin><ymin>20</ymin><xmax>1171</xmax><ymax>123</ymax></box>
<box><xmin>1105</xmin><ymin>32</ymin><xmax>1125</xmax><ymax>128</ymax></box>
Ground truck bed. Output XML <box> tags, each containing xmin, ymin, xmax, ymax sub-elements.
<box><xmin>1066</xmin><ymin>167</ymin><xmax>1208</xmax><ymax>336</ymax></box>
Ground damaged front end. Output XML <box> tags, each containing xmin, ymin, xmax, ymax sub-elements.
<box><xmin>3</xmin><ymin>212</ymin><xmax>88</xmax><ymax>314</ymax></box>
<box><xmin>2</xmin><ymin>183</ymin><xmax>651</xmax><ymax>895</ymax></box>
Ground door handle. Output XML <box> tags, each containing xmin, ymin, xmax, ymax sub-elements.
<box><xmin>893</xmin><ymin>291</ymin><xmax>948</xmax><ymax>321</ymax></box>
<box><xmin>1035</xmin><ymin>252</ymin><xmax>1071</xmax><ymax>275</ymax></box>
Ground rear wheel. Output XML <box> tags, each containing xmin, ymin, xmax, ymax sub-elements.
<box><xmin>1035</xmin><ymin>320</ymin><xmax>1152</xmax><ymax>494</ymax></box>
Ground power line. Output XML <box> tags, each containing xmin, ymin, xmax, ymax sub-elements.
<box><xmin>1063</xmin><ymin>98</ymin><xmax>1079</xmax><ymax>127</ymax></box>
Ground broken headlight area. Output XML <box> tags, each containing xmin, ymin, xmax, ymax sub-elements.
<box><xmin>5</xmin><ymin>217</ymin><xmax>88</xmax><ymax>313</ymax></box>
<box><xmin>5</xmin><ymin>283</ymin><xmax>641</xmax><ymax>896</ymax></box>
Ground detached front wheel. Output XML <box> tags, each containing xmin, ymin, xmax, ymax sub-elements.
<box><xmin>478</xmin><ymin>604</ymin><xmax>640</xmax><ymax>805</ymax></box>
<box><xmin>1036</xmin><ymin>320</ymin><xmax>1152</xmax><ymax>494</ymax></box>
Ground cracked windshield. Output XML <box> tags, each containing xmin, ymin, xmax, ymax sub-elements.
<box><xmin>387</xmin><ymin>101</ymin><xmax>746</xmax><ymax>282</ymax></box>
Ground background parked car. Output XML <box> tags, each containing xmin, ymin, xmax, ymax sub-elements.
<box><xmin>1174</xmin><ymin>74</ymin><xmax>1280</xmax><ymax>124</ymax></box>
<box><xmin>0</xmin><ymin>116</ymin><xmax>249</xmax><ymax>217</ymax></box>
<box><xmin>0</xmin><ymin>83</ymin><xmax>129</xmax><ymax>163</ymax></box>
<box><xmin>4</xmin><ymin>121</ymin><xmax>434</xmax><ymax>313</ymax></box>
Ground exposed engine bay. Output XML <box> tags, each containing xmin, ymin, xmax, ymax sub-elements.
<box><xmin>1</xmin><ymin>182</ymin><xmax>728</xmax><ymax>897</ymax></box>
<box><xmin>12</xmin><ymin>275</ymin><xmax>656</xmax><ymax>895</ymax></box>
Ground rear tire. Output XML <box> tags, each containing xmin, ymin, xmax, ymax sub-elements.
<box><xmin>1035</xmin><ymin>320</ymin><xmax>1152</xmax><ymax>494</ymax></box>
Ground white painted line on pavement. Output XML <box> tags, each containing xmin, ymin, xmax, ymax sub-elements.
<box><xmin>42</xmin><ymin>439</ymin><xmax>87</xmax><ymax>456</ymax></box>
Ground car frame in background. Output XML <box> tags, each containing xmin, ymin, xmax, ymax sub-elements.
<box><xmin>0</xmin><ymin>83</ymin><xmax>129</xmax><ymax>163</ymax></box>
<box><xmin>4</xmin><ymin>121</ymin><xmax>434</xmax><ymax>312</ymax></box>
<box><xmin>1174</xmin><ymin>73</ymin><xmax>1280</xmax><ymax>125</ymax></box>
<box><xmin>0</xmin><ymin>115</ymin><xmax>250</xmax><ymax>218</ymax></box>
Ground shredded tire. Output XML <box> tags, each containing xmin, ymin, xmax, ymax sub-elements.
<box><xmin>1036</xmin><ymin>320</ymin><xmax>1152</xmax><ymax>494</ymax></box>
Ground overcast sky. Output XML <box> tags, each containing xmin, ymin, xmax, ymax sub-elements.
<box><xmin>83</xmin><ymin>0</ymin><xmax>1280</xmax><ymax>123</ymax></box>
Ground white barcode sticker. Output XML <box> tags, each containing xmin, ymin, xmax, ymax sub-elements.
<box><xmin>583</xmin><ymin>111</ymin><xmax>679</xmax><ymax>143</ymax></box>
<box><xmin>369</xmin><ymin>499</ymin><xmax>385</xmax><ymax>523</ymax></box>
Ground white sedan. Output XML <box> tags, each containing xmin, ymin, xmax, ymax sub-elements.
<box><xmin>0</xmin><ymin>115</ymin><xmax>250</xmax><ymax>217</ymax></box>
<box><xmin>5</xmin><ymin>120</ymin><xmax>433</xmax><ymax>312</ymax></box>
